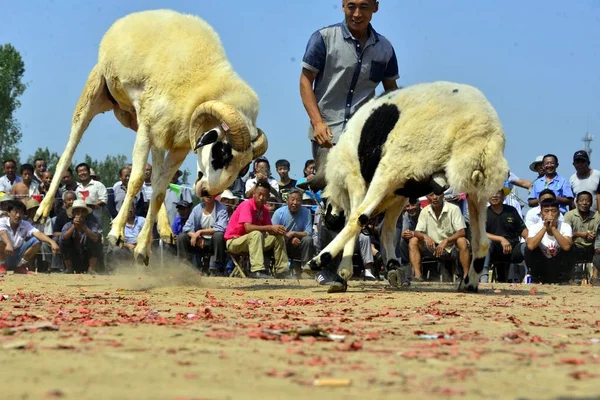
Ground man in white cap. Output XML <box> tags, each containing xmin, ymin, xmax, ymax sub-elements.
<box><xmin>218</xmin><ymin>190</ymin><xmax>238</xmax><ymax>217</ymax></box>
<box><xmin>60</xmin><ymin>199</ymin><xmax>103</xmax><ymax>274</ymax></box>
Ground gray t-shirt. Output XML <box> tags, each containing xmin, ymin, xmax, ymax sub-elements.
<box><xmin>570</xmin><ymin>169</ymin><xmax>600</xmax><ymax>212</ymax></box>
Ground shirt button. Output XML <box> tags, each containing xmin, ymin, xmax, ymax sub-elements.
<box><xmin>346</xmin><ymin>104</ymin><xmax>350</xmax><ymax>107</ymax></box>
<box><xmin>359</xmin><ymin>59</ymin><xmax>362</xmax><ymax>62</ymax></box>
<box><xmin>350</xmin><ymin>90</ymin><xmax>354</xmax><ymax>93</ymax></box>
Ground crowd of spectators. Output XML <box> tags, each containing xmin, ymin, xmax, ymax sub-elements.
<box><xmin>0</xmin><ymin>150</ymin><xmax>598</xmax><ymax>287</ymax></box>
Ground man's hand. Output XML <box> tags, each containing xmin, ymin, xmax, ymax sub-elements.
<box><xmin>290</xmin><ymin>237</ymin><xmax>301</xmax><ymax>247</ymax></box>
<box><xmin>269</xmin><ymin>225</ymin><xmax>287</xmax><ymax>236</ymax></box>
<box><xmin>423</xmin><ymin>235</ymin><xmax>436</xmax><ymax>251</ymax></box>
<box><xmin>5</xmin><ymin>244</ymin><xmax>14</xmax><ymax>256</ymax></box>
<box><xmin>313</xmin><ymin>122</ymin><xmax>333</xmax><ymax>148</ymax></box>
<box><xmin>401</xmin><ymin>230</ymin><xmax>414</xmax><ymax>240</ymax></box>
<box><xmin>434</xmin><ymin>239</ymin><xmax>448</xmax><ymax>258</ymax></box>
<box><xmin>123</xmin><ymin>242</ymin><xmax>136</xmax><ymax>250</ymax></box>
<box><xmin>50</xmin><ymin>241</ymin><xmax>60</xmax><ymax>254</ymax></box>
<box><xmin>190</xmin><ymin>232</ymin><xmax>202</xmax><ymax>247</ymax></box>
<box><xmin>285</xmin><ymin>231</ymin><xmax>295</xmax><ymax>240</ymax></box>
<box><xmin>499</xmin><ymin>238</ymin><xmax>512</xmax><ymax>255</ymax></box>
<box><xmin>543</xmin><ymin>217</ymin><xmax>553</xmax><ymax>230</ymax></box>
<box><xmin>586</xmin><ymin>231</ymin><xmax>596</xmax><ymax>241</ymax></box>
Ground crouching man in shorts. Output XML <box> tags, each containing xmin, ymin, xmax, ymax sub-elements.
<box><xmin>0</xmin><ymin>200</ymin><xmax>60</xmax><ymax>275</ymax></box>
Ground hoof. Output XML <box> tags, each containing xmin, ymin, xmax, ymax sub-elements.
<box><xmin>160</xmin><ymin>234</ymin><xmax>175</xmax><ymax>246</ymax></box>
<box><xmin>107</xmin><ymin>234</ymin><xmax>119</xmax><ymax>246</ymax></box>
<box><xmin>135</xmin><ymin>253</ymin><xmax>149</xmax><ymax>266</ymax></box>
<box><xmin>327</xmin><ymin>282</ymin><xmax>348</xmax><ymax>293</ymax></box>
<box><xmin>457</xmin><ymin>279</ymin><xmax>478</xmax><ymax>293</ymax></box>
<box><xmin>339</xmin><ymin>267</ymin><xmax>352</xmax><ymax>283</ymax></box>
<box><xmin>309</xmin><ymin>258</ymin><xmax>321</xmax><ymax>270</ymax></box>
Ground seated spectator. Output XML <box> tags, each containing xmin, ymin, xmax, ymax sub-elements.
<box><xmin>504</xmin><ymin>171</ymin><xmax>531</xmax><ymax>217</ymax></box>
<box><xmin>164</xmin><ymin>170</ymin><xmax>194</xmax><ymax>226</ymax></box>
<box><xmin>39</xmin><ymin>171</ymin><xmax>53</xmax><ymax>197</ymax></box>
<box><xmin>110</xmin><ymin>167</ymin><xmax>131</xmax><ymax>217</ymax></box>
<box><xmin>60</xmin><ymin>199</ymin><xmax>103</xmax><ymax>274</ymax></box>
<box><xmin>20</xmin><ymin>164</ymin><xmax>40</xmax><ymax>197</ymax></box>
<box><xmin>409</xmin><ymin>191</ymin><xmax>470</xmax><ymax>281</ymax></box>
<box><xmin>224</xmin><ymin>180</ymin><xmax>288</xmax><ymax>279</ymax></box>
<box><xmin>525</xmin><ymin>199</ymin><xmax>573</xmax><ymax>284</ymax></box>
<box><xmin>528</xmin><ymin>154</ymin><xmax>573</xmax><ymax>214</ymax></box>
<box><xmin>397</xmin><ymin>198</ymin><xmax>421</xmax><ymax>269</ymax></box>
<box><xmin>171</xmin><ymin>200</ymin><xmax>192</xmax><ymax>236</ymax></box>
<box><xmin>177</xmin><ymin>192</ymin><xmax>229</xmax><ymax>275</ymax></box>
<box><xmin>218</xmin><ymin>190</ymin><xmax>238</xmax><ymax>217</ymax></box>
<box><xmin>564</xmin><ymin>191</ymin><xmax>600</xmax><ymax>280</ymax></box>
<box><xmin>0</xmin><ymin>194</ymin><xmax>14</xmax><ymax>217</ymax></box>
<box><xmin>55</xmin><ymin>168</ymin><xmax>79</xmax><ymax>215</ymax></box>
<box><xmin>0</xmin><ymin>200</ymin><xmax>59</xmax><ymax>275</ymax></box>
<box><xmin>272</xmin><ymin>189</ymin><xmax>314</xmax><ymax>275</ymax></box>
<box><xmin>245</xmin><ymin>158</ymin><xmax>280</xmax><ymax>200</ymax></box>
<box><xmin>569</xmin><ymin>150</ymin><xmax>600</xmax><ymax>212</ymax></box>
<box><xmin>33</xmin><ymin>159</ymin><xmax>47</xmax><ymax>184</ymax></box>
<box><xmin>275</xmin><ymin>159</ymin><xmax>297</xmax><ymax>202</ymax></box>
<box><xmin>482</xmin><ymin>189</ymin><xmax>528</xmax><ymax>283</ymax></box>
<box><xmin>112</xmin><ymin>204</ymin><xmax>146</xmax><ymax>261</ymax></box>
<box><xmin>266</xmin><ymin>194</ymin><xmax>280</xmax><ymax>216</ymax></box>
<box><xmin>525</xmin><ymin>189</ymin><xmax>564</xmax><ymax>229</ymax></box>
<box><xmin>10</xmin><ymin>182</ymin><xmax>30</xmax><ymax>203</ymax></box>
<box><xmin>25</xmin><ymin>198</ymin><xmax>54</xmax><ymax>272</ymax></box>
<box><xmin>0</xmin><ymin>159</ymin><xmax>22</xmax><ymax>193</ymax></box>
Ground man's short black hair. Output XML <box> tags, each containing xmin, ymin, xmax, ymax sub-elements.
<box><xmin>75</xmin><ymin>163</ymin><xmax>90</xmax><ymax>173</ymax></box>
<box><xmin>255</xmin><ymin>179</ymin><xmax>271</xmax><ymax>191</ymax></box>
<box><xmin>275</xmin><ymin>159</ymin><xmax>290</xmax><ymax>169</ymax></box>
<box><xmin>408</xmin><ymin>197</ymin><xmax>419</xmax><ymax>205</ymax></box>
<box><xmin>3</xmin><ymin>159</ymin><xmax>16</xmax><ymax>167</ymax></box>
<box><xmin>540</xmin><ymin>198</ymin><xmax>559</xmax><ymax>209</ymax></box>
<box><xmin>34</xmin><ymin>158</ymin><xmax>45</xmax><ymax>165</ymax></box>
<box><xmin>287</xmin><ymin>188</ymin><xmax>302</xmax><ymax>197</ymax></box>
<box><xmin>66</xmin><ymin>167</ymin><xmax>73</xmax><ymax>176</ymax></box>
<box><xmin>7</xmin><ymin>200</ymin><xmax>26</xmax><ymax>213</ymax></box>
<box><xmin>542</xmin><ymin>154</ymin><xmax>559</xmax><ymax>164</ymax></box>
<box><xmin>119</xmin><ymin>167</ymin><xmax>130</xmax><ymax>177</ymax></box>
<box><xmin>20</xmin><ymin>163</ymin><xmax>34</xmax><ymax>174</ymax></box>
<box><xmin>538</xmin><ymin>189</ymin><xmax>556</xmax><ymax>200</ymax></box>
<box><xmin>576</xmin><ymin>191</ymin><xmax>593</xmax><ymax>201</ymax></box>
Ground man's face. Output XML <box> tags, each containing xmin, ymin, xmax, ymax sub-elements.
<box><xmin>256</xmin><ymin>162</ymin><xmax>269</xmax><ymax>176</ymax></box>
<box><xmin>426</xmin><ymin>192</ymin><xmax>443</xmax><ymax>207</ymax></box>
<box><xmin>573</xmin><ymin>159</ymin><xmax>589</xmax><ymax>174</ymax></box>
<box><xmin>3</xmin><ymin>162</ymin><xmax>16</xmax><ymax>179</ymax></box>
<box><xmin>177</xmin><ymin>206</ymin><xmax>191</xmax><ymax>219</ymax></box>
<box><xmin>406</xmin><ymin>202</ymin><xmax>420</xmax><ymax>216</ymax></box>
<box><xmin>576</xmin><ymin>194</ymin><xmax>592</xmax><ymax>213</ymax></box>
<box><xmin>171</xmin><ymin>172</ymin><xmax>180</xmax><ymax>184</ymax></box>
<box><xmin>342</xmin><ymin>0</ymin><xmax>378</xmax><ymax>36</ymax></box>
<box><xmin>72</xmin><ymin>208</ymin><xmax>86</xmax><ymax>219</ymax></box>
<box><xmin>42</xmin><ymin>172</ymin><xmax>53</xmax><ymax>186</ymax></box>
<box><xmin>64</xmin><ymin>194</ymin><xmax>77</xmax><ymax>210</ymax></box>
<box><xmin>287</xmin><ymin>192</ymin><xmax>302</xmax><ymax>213</ymax></box>
<box><xmin>121</xmin><ymin>171</ymin><xmax>131</xmax><ymax>187</ymax></box>
<box><xmin>21</xmin><ymin>170</ymin><xmax>33</xmax><ymax>185</ymax></box>
<box><xmin>144</xmin><ymin>164</ymin><xmax>152</xmax><ymax>181</ymax></box>
<box><xmin>542</xmin><ymin>156</ymin><xmax>557</xmax><ymax>175</ymax></box>
<box><xmin>77</xmin><ymin>166</ymin><xmax>90</xmax><ymax>182</ymax></box>
<box><xmin>9</xmin><ymin>207</ymin><xmax>24</xmax><ymax>226</ymax></box>
<box><xmin>541</xmin><ymin>206</ymin><xmax>559</xmax><ymax>221</ymax></box>
<box><xmin>304</xmin><ymin>162</ymin><xmax>315</xmax><ymax>178</ymax></box>
<box><xmin>489</xmin><ymin>190</ymin><xmax>504</xmax><ymax>206</ymax></box>
<box><xmin>535</xmin><ymin>163</ymin><xmax>544</xmax><ymax>176</ymax></box>
<box><xmin>35</xmin><ymin>160</ymin><xmax>47</xmax><ymax>175</ymax></box>
<box><xmin>203</xmin><ymin>194</ymin><xmax>215</xmax><ymax>207</ymax></box>
<box><xmin>277</xmin><ymin>165</ymin><xmax>289</xmax><ymax>180</ymax></box>
<box><xmin>253</xmin><ymin>186</ymin><xmax>270</xmax><ymax>208</ymax></box>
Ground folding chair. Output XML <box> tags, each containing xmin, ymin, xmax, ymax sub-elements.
<box><xmin>229</xmin><ymin>253</ymin><xmax>248</xmax><ymax>278</ymax></box>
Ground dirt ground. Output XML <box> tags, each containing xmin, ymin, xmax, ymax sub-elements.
<box><xmin>0</xmin><ymin>266</ymin><xmax>598</xmax><ymax>400</ymax></box>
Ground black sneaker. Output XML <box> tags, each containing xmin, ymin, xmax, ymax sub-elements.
<box><xmin>315</xmin><ymin>269</ymin><xmax>347</xmax><ymax>293</ymax></box>
<box><xmin>249</xmin><ymin>270</ymin><xmax>271</xmax><ymax>279</ymax></box>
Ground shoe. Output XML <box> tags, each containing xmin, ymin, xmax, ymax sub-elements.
<box><xmin>14</xmin><ymin>265</ymin><xmax>31</xmax><ymax>275</ymax></box>
<box><xmin>0</xmin><ymin>265</ymin><xmax>6</xmax><ymax>276</ymax></box>
<box><xmin>274</xmin><ymin>270</ymin><xmax>290</xmax><ymax>279</ymax></box>
<box><xmin>590</xmin><ymin>277</ymin><xmax>600</xmax><ymax>287</ymax></box>
<box><xmin>363</xmin><ymin>269</ymin><xmax>377</xmax><ymax>281</ymax></box>
<box><xmin>248</xmin><ymin>270</ymin><xmax>271</xmax><ymax>279</ymax></box>
<box><xmin>315</xmin><ymin>269</ymin><xmax>347</xmax><ymax>293</ymax></box>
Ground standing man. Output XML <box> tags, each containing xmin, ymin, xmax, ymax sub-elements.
<box><xmin>275</xmin><ymin>159</ymin><xmax>297</xmax><ymax>202</ymax></box>
<box><xmin>75</xmin><ymin>163</ymin><xmax>108</xmax><ymax>222</ymax></box>
<box><xmin>0</xmin><ymin>159</ymin><xmax>22</xmax><ymax>193</ymax></box>
<box><xmin>569</xmin><ymin>150</ymin><xmax>600</xmax><ymax>213</ymax></box>
<box><xmin>300</xmin><ymin>0</ymin><xmax>398</xmax><ymax>167</ymax></box>
<box><xmin>528</xmin><ymin>154</ymin><xmax>574</xmax><ymax>214</ymax></box>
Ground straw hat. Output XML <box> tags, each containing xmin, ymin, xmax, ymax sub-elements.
<box><xmin>219</xmin><ymin>189</ymin><xmax>237</xmax><ymax>201</ymax></box>
<box><xmin>25</xmin><ymin>198</ymin><xmax>40</xmax><ymax>211</ymax></box>
<box><xmin>0</xmin><ymin>194</ymin><xmax>14</xmax><ymax>203</ymax></box>
<box><xmin>66</xmin><ymin>199</ymin><xmax>92</xmax><ymax>218</ymax></box>
<box><xmin>529</xmin><ymin>155</ymin><xmax>543</xmax><ymax>172</ymax></box>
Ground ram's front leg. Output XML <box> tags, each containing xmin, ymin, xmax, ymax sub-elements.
<box><xmin>134</xmin><ymin>147</ymin><xmax>188</xmax><ymax>265</ymax></box>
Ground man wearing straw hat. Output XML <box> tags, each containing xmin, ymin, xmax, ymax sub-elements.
<box><xmin>60</xmin><ymin>199</ymin><xmax>103</xmax><ymax>274</ymax></box>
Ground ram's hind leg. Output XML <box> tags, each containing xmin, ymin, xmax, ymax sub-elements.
<box><xmin>381</xmin><ymin>196</ymin><xmax>406</xmax><ymax>287</ymax></box>
<box><xmin>35</xmin><ymin>64</ymin><xmax>114</xmax><ymax>223</ymax></box>
<box><xmin>458</xmin><ymin>193</ymin><xmax>489</xmax><ymax>292</ymax></box>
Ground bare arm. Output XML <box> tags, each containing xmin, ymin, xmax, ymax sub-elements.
<box><xmin>511</xmin><ymin>178</ymin><xmax>532</xmax><ymax>189</ymax></box>
<box><xmin>382</xmin><ymin>80</ymin><xmax>398</xmax><ymax>92</ymax></box>
<box><xmin>526</xmin><ymin>227</ymin><xmax>546</xmax><ymax>250</ymax></box>
<box><xmin>550</xmin><ymin>226</ymin><xmax>572</xmax><ymax>251</ymax></box>
<box><xmin>300</xmin><ymin>69</ymin><xmax>332</xmax><ymax>147</ymax></box>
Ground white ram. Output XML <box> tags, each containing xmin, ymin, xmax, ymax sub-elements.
<box><xmin>35</xmin><ymin>9</ymin><xmax>267</xmax><ymax>264</ymax></box>
<box><xmin>308</xmin><ymin>81</ymin><xmax>508</xmax><ymax>293</ymax></box>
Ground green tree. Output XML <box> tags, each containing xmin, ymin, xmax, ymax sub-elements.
<box><xmin>80</xmin><ymin>153</ymin><xmax>128</xmax><ymax>186</ymax></box>
<box><xmin>0</xmin><ymin>43</ymin><xmax>27</xmax><ymax>163</ymax></box>
<box><xmin>26</xmin><ymin>147</ymin><xmax>61</xmax><ymax>170</ymax></box>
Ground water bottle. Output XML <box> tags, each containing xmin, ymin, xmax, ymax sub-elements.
<box><xmin>524</xmin><ymin>274</ymin><xmax>531</xmax><ymax>284</ymax></box>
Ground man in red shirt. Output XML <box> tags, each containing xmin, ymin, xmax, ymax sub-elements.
<box><xmin>225</xmin><ymin>180</ymin><xmax>289</xmax><ymax>278</ymax></box>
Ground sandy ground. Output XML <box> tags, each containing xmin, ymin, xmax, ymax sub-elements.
<box><xmin>0</xmin><ymin>266</ymin><xmax>599</xmax><ymax>400</ymax></box>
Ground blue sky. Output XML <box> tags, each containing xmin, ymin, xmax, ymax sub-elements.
<box><xmin>1</xmin><ymin>0</ymin><xmax>599</xmax><ymax>199</ymax></box>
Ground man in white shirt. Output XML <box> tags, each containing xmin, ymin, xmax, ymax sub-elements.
<box><xmin>0</xmin><ymin>159</ymin><xmax>22</xmax><ymax>193</ymax></box>
<box><xmin>0</xmin><ymin>200</ymin><xmax>59</xmax><ymax>275</ymax></box>
<box><xmin>245</xmin><ymin>158</ymin><xmax>279</xmax><ymax>200</ymax></box>
<box><xmin>570</xmin><ymin>150</ymin><xmax>600</xmax><ymax>212</ymax></box>
<box><xmin>20</xmin><ymin>164</ymin><xmax>40</xmax><ymax>197</ymax></box>
<box><xmin>75</xmin><ymin>163</ymin><xmax>107</xmax><ymax>222</ymax></box>
<box><xmin>525</xmin><ymin>199</ymin><xmax>573</xmax><ymax>284</ymax></box>
<box><xmin>525</xmin><ymin>189</ymin><xmax>564</xmax><ymax>229</ymax></box>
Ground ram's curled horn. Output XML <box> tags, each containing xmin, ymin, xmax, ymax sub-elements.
<box><xmin>190</xmin><ymin>101</ymin><xmax>251</xmax><ymax>152</ymax></box>
<box><xmin>252</xmin><ymin>128</ymin><xmax>268</xmax><ymax>159</ymax></box>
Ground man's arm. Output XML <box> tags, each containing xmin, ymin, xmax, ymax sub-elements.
<box><xmin>0</xmin><ymin>231</ymin><xmax>13</xmax><ymax>248</ymax></box>
<box><xmin>243</xmin><ymin>222</ymin><xmax>274</xmax><ymax>234</ymax></box>
<box><xmin>550</xmin><ymin>226</ymin><xmax>572</xmax><ymax>251</ymax></box>
<box><xmin>96</xmin><ymin>183</ymin><xmax>108</xmax><ymax>207</ymax></box>
<box><xmin>440</xmin><ymin>228</ymin><xmax>466</xmax><ymax>247</ymax></box>
<box><xmin>382</xmin><ymin>80</ymin><xmax>398</xmax><ymax>92</ymax></box>
<box><xmin>32</xmin><ymin>231</ymin><xmax>60</xmax><ymax>253</ymax></box>
<box><xmin>82</xmin><ymin>224</ymin><xmax>100</xmax><ymax>242</ymax></box>
<box><xmin>300</xmin><ymin>69</ymin><xmax>332</xmax><ymax>148</ymax></box>
<box><xmin>511</xmin><ymin>178</ymin><xmax>532</xmax><ymax>189</ymax></box>
<box><xmin>526</xmin><ymin>226</ymin><xmax>546</xmax><ymax>250</ymax></box>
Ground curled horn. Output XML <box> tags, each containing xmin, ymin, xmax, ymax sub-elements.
<box><xmin>189</xmin><ymin>101</ymin><xmax>251</xmax><ymax>152</ymax></box>
<box><xmin>252</xmin><ymin>129</ymin><xmax>268</xmax><ymax>159</ymax></box>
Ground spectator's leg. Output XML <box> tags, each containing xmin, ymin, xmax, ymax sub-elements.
<box><xmin>456</xmin><ymin>237</ymin><xmax>470</xmax><ymax>278</ymax></box>
<box><xmin>480</xmin><ymin>246</ymin><xmax>492</xmax><ymax>283</ymax></box>
<box><xmin>60</xmin><ymin>240</ymin><xmax>77</xmax><ymax>273</ymax></box>
<box><xmin>264</xmin><ymin>234</ymin><xmax>289</xmax><ymax>276</ymax></box>
<box><xmin>299</xmin><ymin>235</ymin><xmax>314</xmax><ymax>265</ymax></box>
<box><xmin>19</xmin><ymin>238</ymin><xmax>42</xmax><ymax>271</ymax></box>
<box><xmin>524</xmin><ymin>247</ymin><xmax>553</xmax><ymax>283</ymax></box>
<box><xmin>211</xmin><ymin>232</ymin><xmax>227</xmax><ymax>273</ymax></box>
<box><xmin>226</xmin><ymin>231</ymin><xmax>265</xmax><ymax>273</ymax></box>
<box><xmin>592</xmin><ymin>252</ymin><xmax>600</xmax><ymax>284</ymax></box>
<box><xmin>358</xmin><ymin>233</ymin><xmax>376</xmax><ymax>280</ymax></box>
<box><xmin>409</xmin><ymin>237</ymin><xmax>423</xmax><ymax>280</ymax></box>
<box><xmin>176</xmin><ymin>232</ymin><xmax>193</xmax><ymax>263</ymax></box>
<box><xmin>87</xmin><ymin>239</ymin><xmax>103</xmax><ymax>273</ymax></box>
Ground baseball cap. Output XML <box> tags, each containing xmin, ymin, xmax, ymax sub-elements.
<box><xmin>174</xmin><ymin>200</ymin><xmax>192</xmax><ymax>208</ymax></box>
<box><xmin>573</xmin><ymin>150</ymin><xmax>590</xmax><ymax>162</ymax></box>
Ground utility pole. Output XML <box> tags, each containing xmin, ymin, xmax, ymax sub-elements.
<box><xmin>582</xmin><ymin>132</ymin><xmax>593</xmax><ymax>157</ymax></box>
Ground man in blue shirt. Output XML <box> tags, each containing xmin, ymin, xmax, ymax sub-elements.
<box><xmin>272</xmin><ymin>189</ymin><xmax>314</xmax><ymax>275</ymax></box>
<box><xmin>528</xmin><ymin>154</ymin><xmax>574</xmax><ymax>214</ymax></box>
<box><xmin>177</xmin><ymin>192</ymin><xmax>229</xmax><ymax>275</ymax></box>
